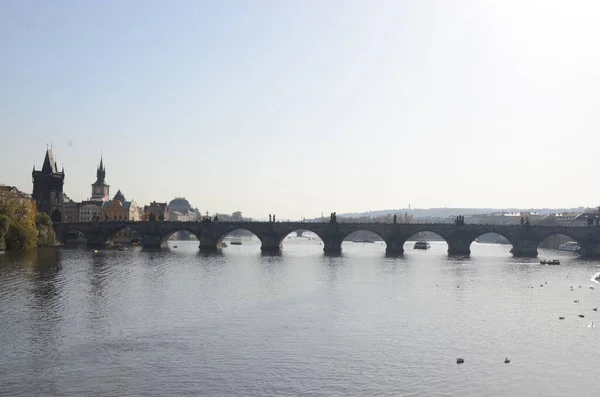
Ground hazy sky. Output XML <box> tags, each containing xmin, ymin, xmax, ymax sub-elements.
<box><xmin>1</xmin><ymin>0</ymin><xmax>600</xmax><ymax>220</ymax></box>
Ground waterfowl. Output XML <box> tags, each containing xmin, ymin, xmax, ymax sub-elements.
<box><xmin>456</xmin><ymin>357</ymin><xmax>464</xmax><ymax>364</ymax></box>
<box><xmin>559</xmin><ymin>316</ymin><xmax>565</xmax><ymax>320</ymax></box>
<box><xmin>579</xmin><ymin>314</ymin><xmax>585</xmax><ymax>318</ymax></box>
<box><xmin>504</xmin><ymin>357</ymin><xmax>510</xmax><ymax>364</ymax></box>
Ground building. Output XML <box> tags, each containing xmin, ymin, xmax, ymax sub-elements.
<box><xmin>556</xmin><ymin>212</ymin><xmax>600</xmax><ymax>227</ymax></box>
<box><xmin>90</xmin><ymin>156</ymin><xmax>110</xmax><ymax>202</ymax></box>
<box><xmin>143</xmin><ymin>201</ymin><xmax>169</xmax><ymax>221</ymax></box>
<box><xmin>100</xmin><ymin>190</ymin><xmax>139</xmax><ymax>221</ymax></box>
<box><xmin>168</xmin><ymin>197</ymin><xmax>199</xmax><ymax>222</ymax></box>
<box><xmin>62</xmin><ymin>195</ymin><xmax>80</xmax><ymax>223</ymax></box>
<box><xmin>79</xmin><ymin>201</ymin><xmax>102</xmax><ymax>222</ymax></box>
<box><xmin>32</xmin><ymin>148</ymin><xmax>65</xmax><ymax>222</ymax></box>
<box><xmin>0</xmin><ymin>185</ymin><xmax>33</xmax><ymax>205</ymax></box>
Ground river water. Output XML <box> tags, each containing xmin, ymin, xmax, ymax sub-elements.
<box><xmin>1</xmin><ymin>238</ymin><xmax>599</xmax><ymax>396</ymax></box>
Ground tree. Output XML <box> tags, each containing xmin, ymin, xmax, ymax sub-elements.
<box><xmin>4</xmin><ymin>218</ymin><xmax>37</xmax><ymax>250</ymax></box>
<box><xmin>0</xmin><ymin>214</ymin><xmax>9</xmax><ymax>250</ymax></box>
<box><xmin>231</xmin><ymin>211</ymin><xmax>243</xmax><ymax>221</ymax></box>
<box><xmin>0</xmin><ymin>199</ymin><xmax>52</xmax><ymax>250</ymax></box>
<box><xmin>35</xmin><ymin>212</ymin><xmax>56</xmax><ymax>246</ymax></box>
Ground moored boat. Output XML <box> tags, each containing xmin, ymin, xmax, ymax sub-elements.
<box><xmin>230</xmin><ymin>237</ymin><xmax>242</xmax><ymax>245</ymax></box>
<box><xmin>414</xmin><ymin>240</ymin><xmax>431</xmax><ymax>250</ymax></box>
<box><xmin>558</xmin><ymin>241</ymin><xmax>579</xmax><ymax>252</ymax></box>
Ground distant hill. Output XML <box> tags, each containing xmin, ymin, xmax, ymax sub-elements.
<box><xmin>308</xmin><ymin>207</ymin><xmax>588</xmax><ymax>222</ymax></box>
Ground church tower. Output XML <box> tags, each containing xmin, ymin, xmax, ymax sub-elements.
<box><xmin>32</xmin><ymin>147</ymin><xmax>65</xmax><ymax>222</ymax></box>
<box><xmin>91</xmin><ymin>156</ymin><xmax>110</xmax><ymax>201</ymax></box>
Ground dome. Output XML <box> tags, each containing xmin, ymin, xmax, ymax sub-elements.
<box><xmin>168</xmin><ymin>197</ymin><xmax>193</xmax><ymax>213</ymax></box>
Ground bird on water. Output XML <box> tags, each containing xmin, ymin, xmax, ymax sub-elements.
<box><xmin>456</xmin><ymin>357</ymin><xmax>464</xmax><ymax>364</ymax></box>
<box><xmin>504</xmin><ymin>357</ymin><xmax>510</xmax><ymax>364</ymax></box>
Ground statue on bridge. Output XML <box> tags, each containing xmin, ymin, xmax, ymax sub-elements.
<box><xmin>330</xmin><ymin>212</ymin><xmax>337</xmax><ymax>223</ymax></box>
<box><xmin>214</xmin><ymin>215</ymin><xmax>219</xmax><ymax>222</ymax></box>
<box><xmin>273</xmin><ymin>214</ymin><xmax>276</xmax><ymax>222</ymax></box>
<box><xmin>393</xmin><ymin>214</ymin><xmax>397</xmax><ymax>224</ymax></box>
<box><xmin>149</xmin><ymin>212</ymin><xmax>156</xmax><ymax>222</ymax></box>
<box><xmin>269</xmin><ymin>214</ymin><xmax>272</xmax><ymax>223</ymax></box>
<box><xmin>454</xmin><ymin>215</ymin><xmax>465</xmax><ymax>225</ymax></box>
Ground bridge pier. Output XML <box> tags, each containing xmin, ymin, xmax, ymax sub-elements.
<box><xmin>323</xmin><ymin>238</ymin><xmax>343</xmax><ymax>254</ymax></box>
<box><xmin>510</xmin><ymin>240</ymin><xmax>538</xmax><ymax>257</ymax></box>
<box><xmin>259</xmin><ymin>234</ymin><xmax>282</xmax><ymax>252</ymax></box>
<box><xmin>142</xmin><ymin>234</ymin><xmax>164</xmax><ymax>249</ymax></box>
<box><xmin>447</xmin><ymin>238</ymin><xmax>471</xmax><ymax>256</ymax></box>
<box><xmin>385</xmin><ymin>239</ymin><xmax>405</xmax><ymax>256</ymax></box>
<box><xmin>578</xmin><ymin>242</ymin><xmax>600</xmax><ymax>258</ymax></box>
<box><xmin>85</xmin><ymin>233</ymin><xmax>109</xmax><ymax>248</ymax></box>
<box><xmin>198</xmin><ymin>234</ymin><xmax>219</xmax><ymax>251</ymax></box>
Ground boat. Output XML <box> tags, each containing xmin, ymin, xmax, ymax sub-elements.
<box><xmin>414</xmin><ymin>240</ymin><xmax>431</xmax><ymax>250</ymax></box>
<box><xmin>558</xmin><ymin>241</ymin><xmax>580</xmax><ymax>252</ymax></box>
<box><xmin>221</xmin><ymin>242</ymin><xmax>228</xmax><ymax>248</ymax></box>
<box><xmin>118</xmin><ymin>245</ymin><xmax>127</xmax><ymax>251</ymax></box>
<box><xmin>540</xmin><ymin>259</ymin><xmax>560</xmax><ymax>265</ymax></box>
<box><xmin>230</xmin><ymin>237</ymin><xmax>242</xmax><ymax>245</ymax></box>
<box><xmin>354</xmin><ymin>240</ymin><xmax>375</xmax><ymax>243</ymax></box>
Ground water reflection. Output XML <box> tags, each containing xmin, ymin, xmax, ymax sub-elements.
<box><xmin>1</xmin><ymin>243</ymin><xmax>600</xmax><ymax>396</ymax></box>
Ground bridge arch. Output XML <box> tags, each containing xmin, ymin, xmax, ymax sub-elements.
<box><xmin>278</xmin><ymin>228</ymin><xmax>325</xmax><ymax>248</ymax></box>
<box><xmin>341</xmin><ymin>229</ymin><xmax>387</xmax><ymax>251</ymax></box>
<box><xmin>105</xmin><ymin>224</ymin><xmax>144</xmax><ymax>244</ymax></box>
<box><xmin>537</xmin><ymin>231</ymin><xmax>585</xmax><ymax>254</ymax></box>
<box><xmin>60</xmin><ymin>226</ymin><xmax>92</xmax><ymax>243</ymax></box>
<box><xmin>160</xmin><ymin>228</ymin><xmax>199</xmax><ymax>245</ymax></box>
<box><xmin>403</xmin><ymin>230</ymin><xmax>450</xmax><ymax>250</ymax></box>
<box><xmin>469</xmin><ymin>232</ymin><xmax>515</xmax><ymax>255</ymax></box>
<box><xmin>217</xmin><ymin>228</ymin><xmax>263</xmax><ymax>246</ymax></box>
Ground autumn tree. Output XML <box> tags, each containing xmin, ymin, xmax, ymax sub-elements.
<box><xmin>0</xmin><ymin>199</ymin><xmax>47</xmax><ymax>250</ymax></box>
<box><xmin>36</xmin><ymin>212</ymin><xmax>56</xmax><ymax>246</ymax></box>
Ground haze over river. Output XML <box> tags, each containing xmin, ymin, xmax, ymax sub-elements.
<box><xmin>1</xmin><ymin>237</ymin><xmax>599</xmax><ymax>396</ymax></box>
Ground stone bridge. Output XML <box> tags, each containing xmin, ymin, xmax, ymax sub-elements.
<box><xmin>55</xmin><ymin>220</ymin><xmax>600</xmax><ymax>257</ymax></box>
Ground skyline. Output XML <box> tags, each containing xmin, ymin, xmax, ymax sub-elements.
<box><xmin>2</xmin><ymin>1</ymin><xmax>600</xmax><ymax>219</ymax></box>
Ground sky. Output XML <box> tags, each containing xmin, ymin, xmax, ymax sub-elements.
<box><xmin>1</xmin><ymin>0</ymin><xmax>600</xmax><ymax>220</ymax></box>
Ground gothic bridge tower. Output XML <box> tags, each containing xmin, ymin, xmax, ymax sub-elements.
<box><xmin>32</xmin><ymin>147</ymin><xmax>65</xmax><ymax>222</ymax></box>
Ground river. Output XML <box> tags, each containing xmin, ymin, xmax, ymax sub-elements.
<box><xmin>1</xmin><ymin>238</ymin><xmax>599</xmax><ymax>396</ymax></box>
